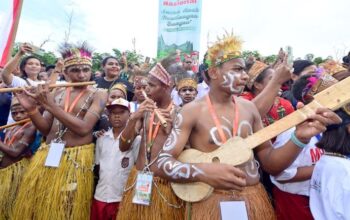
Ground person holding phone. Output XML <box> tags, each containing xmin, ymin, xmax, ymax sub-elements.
<box><xmin>1</xmin><ymin>43</ymin><xmax>44</xmax><ymax>88</ymax></box>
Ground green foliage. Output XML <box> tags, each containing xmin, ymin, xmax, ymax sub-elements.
<box><xmin>242</xmin><ymin>50</ymin><xmax>261</xmax><ymax>60</ymax></box>
<box><xmin>264</xmin><ymin>55</ymin><xmax>277</xmax><ymax>65</ymax></box>
<box><xmin>11</xmin><ymin>42</ymin><xmax>57</xmax><ymax>66</ymax></box>
<box><xmin>313</xmin><ymin>57</ymin><xmax>325</xmax><ymax>65</ymax></box>
<box><xmin>92</xmin><ymin>52</ymin><xmax>111</xmax><ymax>72</ymax></box>
<box><xmin>37</xmin><ymin>51</ymin><xmax>57</xmax><ymax>65</ymax></box>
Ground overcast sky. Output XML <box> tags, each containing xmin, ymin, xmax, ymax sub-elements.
<box><xmin>1</xmin><ymin>0</ymin><xmax>350</xmax><ymax>61</ymax></box>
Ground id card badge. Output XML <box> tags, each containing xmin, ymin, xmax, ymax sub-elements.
<box><xmin>220</xmin><ymin>201</ymin><xmax>248</xmax><ymax>220</ymax></box>
<box><xmin>45</xmin><ymin>141</ymin><xmax>65</xmax><ymax>168</ymax></box>
<box><xmin>132</xmin><ymin>171</ymin><xmax>153</xmax><ymax>206</ymax></box>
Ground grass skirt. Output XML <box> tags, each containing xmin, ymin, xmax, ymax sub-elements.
<box><xmin>117</xmin><ymin>167</ymin><xmax>185</xmax><ymax>220</ymax></box>
<box><xmin>12</xmin><ymin>143</ymin><xmax>94</xmax><ymax>220</ymax></box>
<box><xmin>0</xmin><ymin>158</ymin><xmax>29</xmax><ymax>220</ymax></box>
<box><xmin>188</xmin><ymin>183</ymin><xmax>276</xmax><ymax>220</ymax></box>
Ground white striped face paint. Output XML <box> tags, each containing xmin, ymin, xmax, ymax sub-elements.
<box><xmin>221</xmin><ymin>71</ymin><xmax>242</xmax><ymax>94</ymax></box>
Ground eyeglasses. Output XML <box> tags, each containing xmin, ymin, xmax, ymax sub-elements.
<box><xmin>185</xmin><ymin>61</ymin><xmax>192</xmax><ymax>64</ymax></box>
<box><xmin>68</xmin><ymin>67</ymin><xmax>91</xmax><ymax>73</ymax></box>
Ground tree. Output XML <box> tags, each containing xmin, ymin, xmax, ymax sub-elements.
<box><xmin>11</xmin><ymin>42</ymin><xmax>57</xmax><ymax>66</ymax></box>
<box><xmin>264</xmin><ymin>54</ymin><xmax>277</xmax><ymax>65</ymax></box>
<box><xmin>313</xmin><ymin>57</ymin><xmax>325</xmax><ymax>65</ymax></box>
<box><xmin>242</xmin><ymin>50</ymin><xmax>261</xmax><ymax>60</ymax></box>
<box><xmin>305</xmin><ymin>53</ymin><xmax>314</xmax><ymax>61</ymax></box>
<box><xmin>92</xmin><ymin>52</ymin><xmax>111</xmax><ymax>72</ymax></box>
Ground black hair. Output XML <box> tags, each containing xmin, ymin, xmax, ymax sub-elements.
<box><xmin>250</xmin><ymin>67</ymin><xmax>271</xmax><ymax>94</ymax></box>
<box><xmin>102</xmin><ymin>56</ymin><xmax>119</xmax><ymax>67</ymax></box>
<box><xmin>19</xmin><ymin>56</ymin><xmax>41</xmax><ymax>78</ymax></box>
<box><xmin>291</xmin><ymin>74</ymin><xmax>316</xmax><ymax>103</ymax></box>
<box><xmin>202</xmin><ymin>52</ymin><xmax>210</xmax><ymax>82</ymax></box>
<box><xmin>45</xmin><ymin>65</ymin><xmax>55</xmax><ymax>72</ymax></box>
<box><xmin>101</xmin><ymin>56</ymin><xmax>119</xmax><ymax>77</ymax></box>
<box><xmin>317</xmin><ymin>110</ymin><xmax>350</xmax><ymax>155</ymax></box>
<box><xmin>292</xmin><ymin>60</ymin><xmax>314</xmax><ymax>76</ymax></box>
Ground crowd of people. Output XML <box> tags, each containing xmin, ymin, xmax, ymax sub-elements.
<box><xmin>0</xmin><ymin>33</ymin><xmax>350</xmax><ymax>220</ymax></box>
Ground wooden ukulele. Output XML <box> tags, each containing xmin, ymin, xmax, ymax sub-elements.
<box><xmin>171</xmin><ymin>76</ymin><xmax>350</xmax><ymax>202</ymax></box>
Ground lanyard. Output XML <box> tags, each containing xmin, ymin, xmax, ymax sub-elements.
<box><xmin>206</xmin><ymin>95</ymin><xmax>239</xmax><ymax>143</ymax></box>
<box><xmin>4</xmin><ymin>122</ymin><xmax>31</xmax><ymax>146</ymax></box>
<box><xmin>64</xmin><ymin>87</ymin><xmax>86</xmax><ymax>113</ymax></box>
<box><xmin>146</xmin><ymin>102</ymin><xmax>173</xmax><ymax>163</ymax></box>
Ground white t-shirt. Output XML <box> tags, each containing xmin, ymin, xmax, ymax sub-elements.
<box><xmin>94</xmin><ymin>129</ymin><xmax>141</xmax><ymax>203</ymax></box>
<box><xmin>196</xmin><ymin>81</ymin><xmax>210</xmax><ymax>100</ymax></box>
<box><xmin>7</xmin><ymin>76</ymin><xmax>45</xmax><ymax>124</ymax></box>
<box><xmin>10</xmin><ymin>75</ymin><xmax>44</xmax><ymax>87</ymax></box>
<box><xmin>171</xmin><ymin>87</ymin><xmax>183</xmax><ymax>106</ymax></box>
<box><xmin>310</xmin><ymin>155</ymin><xmax>350</xmax><ymax>220</ymax></box>
<box><xmin>270</xmin><ymin>128</ymin><xmax>323</xmax><ymax>196</ymax></box>
<box><xmin>130</xmin><ymin>101</ymin><xmax>139</xmax><ymax>113</ymax></box>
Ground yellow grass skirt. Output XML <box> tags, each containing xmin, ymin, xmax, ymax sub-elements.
<box><xmin>0</xmin><ymin>158</ymin><xmax>29</xmax><ymax>220</ymax></box>
<box><xmin>12</xmin><ymin>143</ymin><xmax>94</xmax><ymax>220</ymax></box>
<box><xmin>188</xmin><ymin>183</ymin><xmax>276</xmax><ymax>220</ymax></box>
<box><xmin>117</xmin><ymin>167</ymin><xmax>185</xmax><ymax>220</ymax></box>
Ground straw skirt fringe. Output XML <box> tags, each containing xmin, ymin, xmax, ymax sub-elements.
<box><xmin>12</xmin><ymin>143</ymin><xmax>94</xmax><ymax>220</ymax></box>
<box><xmin>117</xmin><ymin>167</ymin><xmax>185</xmax><ymax>220</ymax></box>
<box><xmin>188</xmin><ymin>183</ymin><xmax>276</xmax><ymax>220</ymax></box>
<box><xmin>0</xmin><ymin>158</ymin><xmax>29</xmax><ymax>220</ymax></box>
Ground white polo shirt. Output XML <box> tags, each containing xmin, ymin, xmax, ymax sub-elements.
<box><xmin>270</xmin><ymin>127</ymin><xmax>323</xmax><ymax>196</ymax></box>
<box><xmin>94</xmin><ymin>129</ymin><xmax>141</xmax><ymax>203</ymax></box>
<box><xmin>310</xmin><ymin>155</ymin><xmax>350</xmax><ymax>220</ymax></box>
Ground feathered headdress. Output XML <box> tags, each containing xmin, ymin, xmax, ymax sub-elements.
<box><xmin>59</xmin><ymin>42</ymin><xmax>93</xmax><ymax>68</ymax></box>
<box><xmin>292</xmin><ymin>69</ymin><xmax>338</xmax><ymax>103</ymax></box>
<box><xmin>205</xmin><ymin>30</ymin><xmax>243</xmax><ymax>68</ymax></box>
<box><xmin>176</xmin><ymin>70</ymin><xmax>198</xmax><ymax>91</ymax></box>
<box><xmin>319</xmin><ymin>60</ymin><xmax>347</xmax><ymax>75</ymax></box>
<box><xmin>111</xmin><ymin>83</ymin><xmax>127</xmax><ymax>99</ymax></box>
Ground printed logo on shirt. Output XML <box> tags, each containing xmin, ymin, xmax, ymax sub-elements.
<box><xmin>121</xmin><ymin>157</ymin><xmax>130</xmax><ymax>168</ymax></box>
<box><xmin>310</xmin><ymin>148</ymin><xmax>324</xmax><ymax>164</ymax></box>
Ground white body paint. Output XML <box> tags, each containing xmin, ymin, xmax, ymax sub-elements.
<box><xmin>221</xmin><ymin>71</ymin><xmax>242</xmax><ymax>93</ymax></box>
<box><xmin>162</xmin><ymin>113</ymin><xmax>183</xmax><ymax>152</ymax></box>
<box><xmin>237</xmin><ymin>120</ymin><xmax>253</xmax><ymax>137</ymax></box>
<box><xmin>244</xmin><ymin>159</ymin><xmax>259</xmax><ymax>178</ymax></box>
<box><xmin>209</xmin><ymin>125</ymin><xmax>232</xmax><ymax>146</ymax></box>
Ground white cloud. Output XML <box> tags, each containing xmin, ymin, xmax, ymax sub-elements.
<box><xmin>13</xmin><ymin>0</ymin><xmax>350</xmax><ymax>61</ymax></box>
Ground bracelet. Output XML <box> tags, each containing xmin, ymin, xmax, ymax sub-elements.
<box><xmin>120</xmin><ymin>133</ymin><xmax>131</xmax><ymax>144</ymax></box>
<box><xmin>27</xmin><ymin>108</ymin><xmax>38</xmax><ymax>116</ymax></box>
<box><xmin>291</xmin><ymin>131</ymin><xmax>307</xmax><ymax>149</ymax></box>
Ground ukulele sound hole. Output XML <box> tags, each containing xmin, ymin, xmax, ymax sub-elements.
<box><xmin>212</xmin><ymin>156</ymin><xmax>220</xmax><ymax>163</ymax></box>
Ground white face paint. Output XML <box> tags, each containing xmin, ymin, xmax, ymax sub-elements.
<box><xmin>221</xmin><ymin>71</ymin><xmax>242</xmax><ymax>94</ymax></box>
